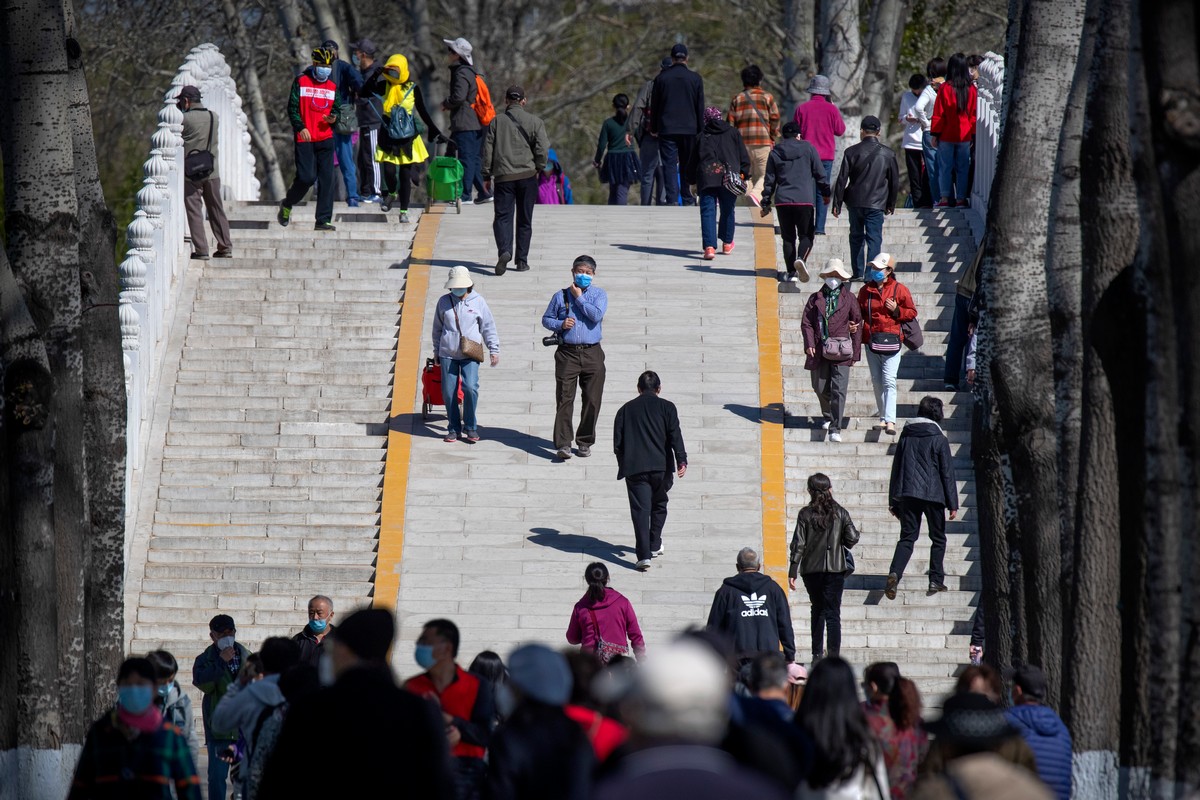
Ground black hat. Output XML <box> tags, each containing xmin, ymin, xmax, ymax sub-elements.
<box><xmin>322</xmin><ymin>39</ymin><xmax>339</xmax><ymax>51</ymax></box>
<box><xmin>178</xmin><ymin>85</ymin><xmax>202</xmax><ymax>102</ymax></box>
<box><xmin>861</xmin><ymin>115</ymin><xmax>882</xmax><ymax>132</ymax></box>
<box><xmin>660</xmin><ymin>57</ymin><xmax>673</xmax><ymax>70</ymax></box>
<box><xmin>671</xmin><ymin>43</ymin><xmax>688</xmax><ymax>58</ymax></box>
<box><xmin>332</xmin><ymin>608</ymin><xmax>394</xmax><ymax>660</ymax></box>
<box><xmin>1010</xmin><ymin>665</ymin><xmax>1048</xmax><ymax>701</ymax></box>
<box><xmin>505</xmin><ymin>85</ymin><xmax>526</xmax><ymax>100</ymax></box>
<box><xmin>349</xmin><ymin>38</ymin><xmax>377</xmax><ymax>55</ymax></box>
<box><xmin>926</xmin><ymin>692</ymin><xmax>1018</xmax><ymax>746</ymax></box>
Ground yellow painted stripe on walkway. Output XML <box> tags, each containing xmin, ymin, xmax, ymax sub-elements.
<box><xmin>754</xmin><ymin>216</ymin><xmax>788</xmax><ymax>589</ymax></box>
<box><xmin>376</xmin><ymin>210</ymin><xmax>443</xmax><ymax>610</ymax></box>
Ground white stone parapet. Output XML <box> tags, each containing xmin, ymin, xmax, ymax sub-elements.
<box><xmin>121</xmin><ymin>45</ymin><xmax>259</xmax><ymax>550</ymax></box>
<box><xmin>970</xmin><ymin>51</ymin><xmax>1005</xmax><ymax>228</ymax></box>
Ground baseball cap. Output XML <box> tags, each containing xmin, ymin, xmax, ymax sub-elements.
<box><xmin>505</xmin><ymin>85</ymin><xmax>526</xmax><ymax>101</ymax></box>
<box><xmin>787</xmin><ymin>663</ymin><xmax>808</xmax><ymax>685</ymax></box>
<box><xmin>861</xmin><ymin>115</ymin><xmax>882</xmax><ymax>132</ymax></box>
<box><xmin>178</xmin><ymin>85</ymin><xmax>202</xmax><ymax>102</ymax></box>
<box><xmin>671</xmin><ymin>43</ymin><xmax>688</xmax><ymax>58</ymax></box>
<box><xmin>349</xmin><ymin>38</ymin><xmax>377</xmax><ymax>55</ymax></box>
<box><xmin>508</xmin><ymin>644</ymin><xmax>572</xmax><ymax>706</ymax></box>
<box><xmin>1010</xmin><ymin>665</ymin><xmax>1048</xmax><ymax>700</ymax></box>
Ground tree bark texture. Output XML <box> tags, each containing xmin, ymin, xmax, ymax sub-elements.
<box><xmin>222</xmin><ymin>0</ymin><xmax>287</xmax><ymax>200</ymax></box>
<box><xmin>971</xmin><ymin>391</ymin><xmax>1015</xmax><ymax>670</ymax></box>
<box><xmin>62</xmin><ymin>6</ymin><xmax>127</xmax><ymax>726</ymax></box>
<box><xmin>818</xmin><ymin>0</ymin><xmax>865</xmax><ymax>165</ymax></box>
<box><xmin>277</xmin><ymin>0</ymin><xmax>312</xmax><ymax>76</ymax></box>
<box><xmin>781</xmin><ymin>0</ymin><xmax>815</xmax><ymax>112</ymax></box>
<box><xmin>860</xmin><ymin>0</ymin><xmax>910</xmax><ymax>125</ymax></box>
<box><xmin>310</xmin><ymin>0</ymin><xmax>346</xmax><ymax>55</ymax></box>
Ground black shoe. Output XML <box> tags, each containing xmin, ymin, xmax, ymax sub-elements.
<box><xmin>213</xmin><ymin>251</ymin><xmax>233</xmax><ymax>259</ymax></box>
<box><xmin>315</xmin><ymin>222</ymin><xmax>336</xmax><ymax>231</ymax></box>
<box><xmin>277</xmin><ymin>205</ymin><xmax>291</xmax><ymax>227</ymax></box>
<box><xmin>380</xmin><ymin>196</ymin><xmax>393</xmax><ymax>212</ymax></box>
<box><xmin>496</xmin><ymin>251</ymin><xmax>511</xmax><ymax>276</ymax></box>
<box><xmin>191</xmin><ymin>252</ymin><xmax>210</xmax><ymax>261</ymax></box>
<box><xmin>928</xmin><ymin>580</ymin><xmax>948</xmax><ymax>593</ymax></box>
<box><xmin>885</xmin><ymin>573</ymin><xmax>898</xmax><ymax>600</ymax></box>
<box><xmin>514</xmin><ymin>261</ymin><xmax>530</xmax><ymax>272</ymax></box>
<box><xmin>474</xmin><ymin>194</ymin><xmax>494</xmax><ymax>204</ymax></box>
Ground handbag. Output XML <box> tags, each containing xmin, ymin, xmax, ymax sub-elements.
<box><xmin>822</xmin><ymin>336</ymin><xmax>854</xmax><ymax>362</ymax></box>
<box><xmin>451</xmin><ymin>298</ymin><xmax>486</xmax><ymax>363</ymax></box>
<box><xmin>184</xmin><ymin>111</ymin><xmax>216</xmax><ymax>180</ymax></box>
<box><xmin>587</xmin><ymin>608</ymin><xmax>631</xmax><ymax>663</ymax></box>
<box><xmin>843</xmin><ymin>546</ymin><xmax>856</xmax><ymax>575</ymax></box>
<box><xmin>722</xmin><ymin>162</ymin><xmax>747</xmax><ymax>196</ymax></box>
<box><xmin>334</xmin><ymin>100</ymin><xmax>358</xmax><ymax>135</ymax></box>
<box><xmin>901</xmin><ymin>317</ymin><xmax>924</xmax><ymax>350</ymax></box>
<box><xmin>867</xmin><ymin>286</ymin><xmax>903</xmax><ymax>354</ymax></box>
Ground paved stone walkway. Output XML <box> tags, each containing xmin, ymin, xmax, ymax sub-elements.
<box><xmin>392</xmin><ymin>204</ymin><xmax>768</xmax><ymax>673</ymax></box>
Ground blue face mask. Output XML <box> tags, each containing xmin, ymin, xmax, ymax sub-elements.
<box><xmin>118</xmin><ymin>685</ymin><xmax>155</xmax><ymax>714</ymax></box>
<box><xmin>351</xmin><ymin>54</ymin><xmax>361</xmax><ymax>67</ymax></box>
<box><xmin>314</xmin><ymin>66</ymin><xmax>333</xmax><ymax>82</ymax></box>
<box><xmin>869</xmin><ymin>270</ymin><xmax>887</xmax><ymax>284</ymax></box>
<box><xmin>573</xmin><ymin>273</ymin><xmax>593</xmax><ymax>289</ymax></box>
<box><xmin>156</xmin><ymin>682</ymin><xmax>172</xmax><ymax>699</ymax></box>
<box><xmin>414</xmin><ymin>644</ymin><xmax>436</xmax><ymax>669</ymax></box>
<box><xmin>308</xmin><ymin>618</ymin><xmax>328</xmax><ymax>633</ymax></box>
<box><xmin>451</xmin><ymin>287</ymin><xmax>468</xmax><ymax>297</ymax></box>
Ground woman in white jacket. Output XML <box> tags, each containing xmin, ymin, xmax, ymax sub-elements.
<box><xmin>795</xmin><ymin>657</ymin><xmax>890</xmax><ymax>800</ymax></box>
<box><xmin>431</xmin><ymin>265</ymin><xmax>500</xmax><ymax>442</ymax></box>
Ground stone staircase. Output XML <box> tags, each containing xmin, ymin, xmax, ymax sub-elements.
<box><xmin>777</xmin><ymin>208</ymin><xmax>978</xmax><ymax>705</ymax></box>
<box><xmin>125</xmin><ymin>200</ymin><xmax>416</xmax><ymax>678</ymax></box>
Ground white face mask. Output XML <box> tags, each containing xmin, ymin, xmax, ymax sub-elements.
<box><xmin>825</xmin><ymin>277</ymin><xmax>841</xmax><ymax>290</ymax></box>
<box><xmin>217</xmin><ymin>636</ymin><xmax>236</xmax><ymax>650</ymax></box>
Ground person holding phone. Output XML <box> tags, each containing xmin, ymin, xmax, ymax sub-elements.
<box><xmin>278</xmin><ymin>47</ymin><xmax>341</xmax><ymax>231</ymax></box>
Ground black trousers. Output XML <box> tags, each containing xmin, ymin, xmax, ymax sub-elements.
<box><xmin>382</xmin><ymin>161</ymin><xmax>413</xmax><ymax>210</ymax></box>
<box><xmin>905</xmin><ymin>148</ymin><xmax>932</xmax><ymax>208</ymax></box>
<box><xmin>553</xmin><ymin>344</ymin><xmax>605</xmax><ymax>449</ymax></box>
<box><xmin>776</xmin><ymin>205</ymin><xmax>815</xmax><ymax>273</ymax></box>
<box><xmin>888</xmin><ymin>497</ymin><xmax>948</xmax><ymax>583</ymax></box>
<box><xmin>658</xmin><ymin>134</ymin><xmax>697</xmax><ymax>206</ymax></box>
<box><xmin>357</xmin><ymin>127</ymin><xmax>381</xmax><ymax>197</ymax></box>
<box><xmin>802</xmin><ymin>571</ymin><xmax>846</xmax><ymax>658</ymax></box>
<box><xmin>626</xmin><ymin>470</ymin><xmax>673</xmax><ymax>561</ymax></box>
<box><xmin>283</xmin><ymin>138</ymin><xmax>336</xmax><ymax>224</ymax></box>
<box><xmin>493</xmin><ymin>176</ymin><xmax>537</xmax><ymax>262</ymax></box>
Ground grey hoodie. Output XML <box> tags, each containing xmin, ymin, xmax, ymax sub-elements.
<box><xmin>211</xmin><ymin>674</ymin><xmax>286</xmax><ymax>760</ymax></box>
<box><xmin>762</xmin><ymin>136</ymin><xmax>829</xmax><ymax>207</ymax></box>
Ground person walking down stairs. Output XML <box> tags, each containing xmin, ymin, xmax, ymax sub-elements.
<box><xmin>801</xmin><ymin>259</ymin><xmax>862</xmax><ymax>443</ymax></box>
<box><xmin>857</xmin><ymin>253</ymin><xmax>916</xmax><ymax>437</ymax></box>
<box><xmin>278</xmin><ymin>47</ymin><xmax>341</xmax><ymax>232</ymax></box>
<box><xmin>885</xmin><ymin>396</ymin><xmax>959</xmax><ymax>600</ymax></box>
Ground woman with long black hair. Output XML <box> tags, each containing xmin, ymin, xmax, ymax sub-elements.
<box><xmin>593</xmin><ymin>94</ymin><xmax>639</xmax><ymax>205</ymax></box>
<box><xmin>795</xmin><ymin>657</ymin><xmax>890</xmax><ymax>799</ymax></box>
<box><xmin>789</xmin><ymin>473</ymin><xmax>860</xmax><ymax>660</ymax></box>
<box><xmin>930</xmin><ymin>52</ymin><xmax>977</xmax><ymax>207</ymax></box>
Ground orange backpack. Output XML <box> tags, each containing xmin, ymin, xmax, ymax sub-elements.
<box><xmin>471</xmin><ymin>73</ymin><xmax>496</xmax><ymax>126</ymax></box>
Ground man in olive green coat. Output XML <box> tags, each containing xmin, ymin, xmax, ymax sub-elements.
<box><xmin>482</xmin><ymin>86</ymin><xmax>549</xmax><ymax>275</ymax></box>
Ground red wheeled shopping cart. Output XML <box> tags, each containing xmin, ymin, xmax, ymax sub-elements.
<box><xmin>421</xmin><ymin>357</ymin><xmax>464</xmax><ymax>420</ymax></box>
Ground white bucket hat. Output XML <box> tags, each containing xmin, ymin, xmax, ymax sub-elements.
<box><xmin>444</xmin><ymin>265</ymin><xmax>473</xmax><ymax>290</ymax></box>
<box><xmin>442</xmin><ymin>37</ymin><xmax>473</xmax><ymax>65</ymax></box>
<box><xmin>819</xmin><ymin>258</ymin><xmax>852</xmax><ymax>281</ymax></box>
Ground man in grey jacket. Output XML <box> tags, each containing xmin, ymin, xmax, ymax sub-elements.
<box><xmin>627</xmin><ymin>57</ymin><xmax>672</xmax><ymax>206</ymax></box>
<box><xmin>886</xmin><ymin>395</ymin><xmax>959</xmax><ymax>599</ymax></box>
<box><xmin>178</xmin><ymin>85</ymin><xmax>232</xmax><ymax>260</ymax></box>
<box><xmin>482</xmin><ymin>86</ymin><xmax>549</xmax><ymax>275</ymax></box>
<box><xmin>442</xmin><ymin>37</ymin><xmax>491</xmax><ymax>204</ymax></box>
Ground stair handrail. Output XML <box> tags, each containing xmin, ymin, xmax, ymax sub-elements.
<box><xmin>119</xmin><ymin>44</ymin><xmax>260</xmax><ymax>556</ymax></box>
<box><xmin>969</xmin><ymin>51</ymin><xmax>1005</xmax><ymax>233</ymax></box>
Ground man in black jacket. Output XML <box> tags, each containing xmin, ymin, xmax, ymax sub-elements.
<box><xmin>351</xmin><ymin>38</ymin><xmax>384</xmax><ymax>201</ymax></box>
<box><xmin>651</xmin><ymin>43</ymin><xmax>705</xmax><ymax>206</ymax></box>
<box><xmin>706</xmin><ymin>548</ymin><xmax>796</xmax><ymax>665</ymax></box>
<box><xmin>886</xmin><ymin>395</ymin><xmax>959</xmax><ymax>599</ymax></box>
<box><xmin>761</xmin><ymin>121</ymin><xmax>831</xmax><ymax>281</ymax></box>
<box><xmin>614</xmin><ymin>370</ymin><xmax>688</xmax><ymax>571</ymax></box>
<box><xmin>831</xmin><ymin>115</ymin><xmax>900</xmax><ymax>280</ymax></box>
<box><xmin>258</xmin><ymin>609</ymin><xmax>455</xmax><ymax>800</ymax></box>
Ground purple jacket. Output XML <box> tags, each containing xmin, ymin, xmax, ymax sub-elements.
<box><xmin>792</xmin><ymin>96</ymin><xmax>846</xmax><ymax>161</ymax></box>
<box><xmin>566</xmin><ymin>588</ymin><xmax>645</xmax><ymax>658</ymax></box>
<box><xmin>801</xmin><ymin>284</ymin><xmax>863</xmax><ymax>370</ymax></box>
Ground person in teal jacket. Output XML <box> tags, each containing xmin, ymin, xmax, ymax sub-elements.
<box><xmin>192</xmin><ymin>614</ymin><xmax>252</xmax><ymax>800</ymax></box>
<box><xmin>593</xmin><ymin>94</ymin><xmax>639</xmax><ymax>205</ymax></box>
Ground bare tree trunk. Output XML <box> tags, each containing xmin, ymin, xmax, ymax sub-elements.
<box><xmin>222</xmin><ymin>0</ymin><xmax>286</xmax><ymax>199</ymax></box>
<box><xmin>310</xmin><ymin>0</ymin><xmax>346</xmax><ymax>51</ymax></box>
<box><xmin>972</xmin><ymin>391</ymin><xmax>1015</xmax><ymax>669</ymax></box>
<box><xmin>277</xmin><ymin>0</ymin><xmax>311</xmax><ymax>76</ymax></box>
<box><xmin>860</xmin><ymin>0</ymin><xmax>910</xmax><ymax>126</ymax></box>
<box><xmin>61</xmin><ymin>4</ymin><xmax>126</xmax><ymax>725</ymax></box>
<box><xmin>341</xmin><ymin>0</ymin><xmax>361</xmax><ymax>41</ymax></box>
<box><xmin>976</xmin><ymin>0</ymin><xmax>1085</xmax><ymax>709</ymax></box>
<box><xmin>778</xmin><ymin>0</ymin><xmax>812</xmax><ymax>113</ymax></box>
<box><xmin>818</xmin><ymin>0</ymin><xmax>865</xmax><ymax>165</ymax></box>
<box><xmin>408</xmin><ymin>0</ymin><xmax>444</xmax><ymax>135</ymax></box>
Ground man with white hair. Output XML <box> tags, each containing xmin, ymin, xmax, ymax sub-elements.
<box><xmin>596</xmin><ymin>640</ymin><xmax>790</xmax><ymax>799</ymax></box>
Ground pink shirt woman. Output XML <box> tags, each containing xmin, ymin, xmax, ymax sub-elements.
<box><xmin>565</xmin><ymin>563</ymin><xmax>645</xmax><ymax>661</ymax></box>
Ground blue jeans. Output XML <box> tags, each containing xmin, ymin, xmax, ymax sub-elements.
<box><xmin>815</xmin><ymin>159</ymin><xmax>833</xmax><ymax>233</ymax></box>
<box><xmin>922</xmin><ymin>133</ymin><xmax>939</xmax><ymax>206</ymax></box>
<box><xmin>207</xmin><ymin>740</ymin><xmax>232</xmax><ymax>800</ymax></box>
<box><xmin>451</xmin><ymin>129</ymin><xmax>484</xmax><ymax>202</ymax></box>
<box><xmin>441</xmin><ymin>357</ymin><xmax>480</xmax><ymax>435</ymax></box>
<box><xmin>699</xmin><ymin>187</ymin><xmax>737</xmax><ymax>249</ymax></box>
<box><xmin>937</xmin><ymin>140</ymin><xmax>971</xmax><ymax>202</ymax></box>
<box><xmin>847</xmin><ymin>207</ymin><xmax>885</xmax><ymax>278</ymax></box>
<box><xmin>333</xmin><ymin>132</ymin><xmax>358</xmax><ymax>201</ymax></box>
<box><xmin>943</xmin><ymin>293</ymin><xmax>972</xmax><ymax>385</ymax></box>
<box><xmin>866</xmin><ymin>348</ymin><xmax>902</xmax><ymax>423</ymax></box>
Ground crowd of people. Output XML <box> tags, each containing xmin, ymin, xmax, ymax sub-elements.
<box><xmin>69</xmin><ymin>601</ymin><xmax>1073</xmax><ymax>800</ymax></box>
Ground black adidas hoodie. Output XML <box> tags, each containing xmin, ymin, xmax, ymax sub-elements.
<box><xmin>706</xmin><ymin>570</ymin><xmax>796</xmax><ymax>662</ymax></box>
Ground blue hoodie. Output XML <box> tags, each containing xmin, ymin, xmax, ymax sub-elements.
<box><xmin>1006</xmin><ymin>704</ymin><xmax>1072</xmax><ymax>800</ymax></box>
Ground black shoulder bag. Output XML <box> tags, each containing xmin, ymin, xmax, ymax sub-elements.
<box><xmin>185</xmin><ymin>111</ymin><xmax>216</xmax><ymax>181</ymax></box>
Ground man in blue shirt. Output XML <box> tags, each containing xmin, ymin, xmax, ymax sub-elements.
<box><xmin>541</xmin><ymin>255</ymin><xmax>607</xmax><ymax>460</ymax></box>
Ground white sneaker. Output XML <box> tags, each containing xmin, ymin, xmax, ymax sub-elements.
<box><xmin>651</xmin><ymin>545</ymin><xmax>664</xmax><ymax>558</ymax></box>
<box><xmin>788</xmin><ymin>274</ymin><xmax>799</xmax><ymax>283</ymax></box>
<box><xmin>821</xmin><ymin>421</ymin><xmax>831</xmax><ymax>430</ymax></box>
<box><xmin>636</xmin><ymin>559</ymin><xmax>652</xmax><ymax>571</ymax></box>
<box><xmin>829</xmin><ymin>431</ymin><xmax>843</xmax><ymax>443</ymax></box>
<box><xmin>793</xmin><ymin>258</ymin><xmax>809</xmax><ymax>282</ymax></box>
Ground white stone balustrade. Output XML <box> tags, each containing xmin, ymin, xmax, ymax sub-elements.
<box><xmin>120</xmin><ymin>45</ymin><xmax>259</xmax><ymax>514</ymax></box>
<box><xmin>970</xmin><ymin>51</ymin><xmax>1005</xmax><ymax>229</ymax></box>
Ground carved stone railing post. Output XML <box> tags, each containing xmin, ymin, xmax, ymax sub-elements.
<box><xmin>970</xmin><ymin>51</ymin><xmax>1005</xmax><ymax>233</ymax></box>
<box><xmin>122</xmin><ymin>44</ymin><xmax>260</xmax><ymax>530</ymax></box>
